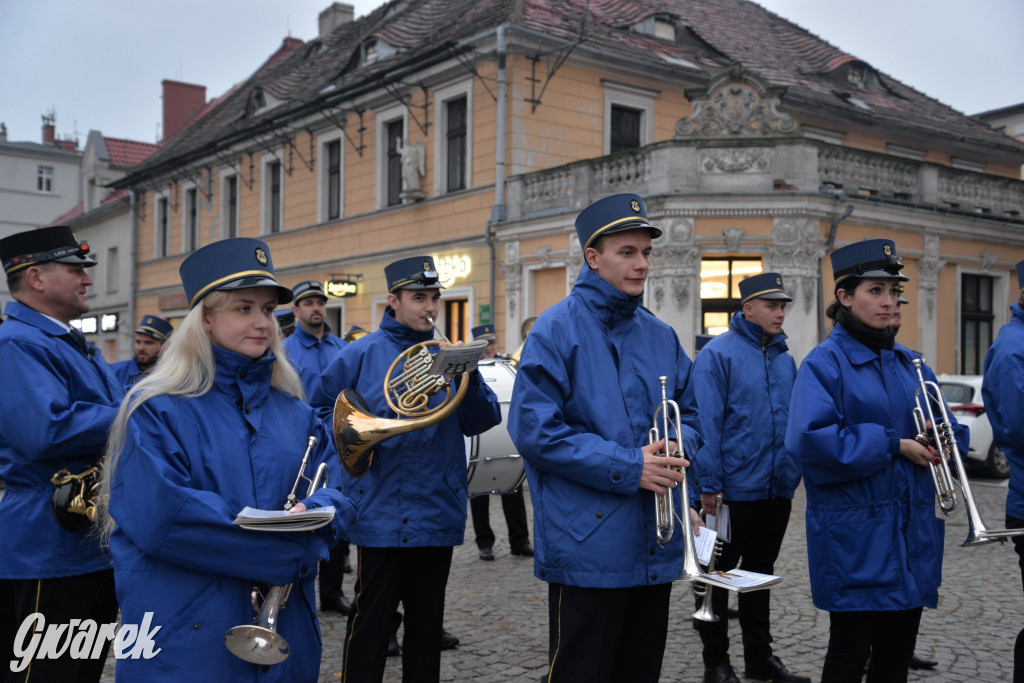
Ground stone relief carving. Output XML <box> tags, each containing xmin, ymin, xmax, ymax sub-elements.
<box><xmin>675</xmin><ymin>64</ymin><xmax>798</xmax><ymax>139</ymax></box>
<box><xmin>699</xmin><ymin>148</ymin><xmax>772</xmax><ymax>174</ymax></box>
<box><xmin>765</xmin><ymin>218</ymin><xmax>824</xmax><ymax>315</ymax></box>
<box><xmin>658</xmin><ymin>216</ymin><xmax>695</xmax><ymax>244</ymax></box>
<box><xmin>566</xmin><ymin>237</ymin><xmax>583</xmax><ymax>287</ymax></box>
<box><xmin>917</xmin><ymin>235</ymin><xmax>943</xmax><ymax>321</ymax></box>
<box><xmin>536</xmin><ymin>245</ymin><xmax>552</xmax><ymax>268</ymax></box>
<box><xmin>650</xmin><ymin>246</ymin><xmax>700</xmax><ymax>313</ymax></box>
<box><xmin>723</xmin><ymin>227</ymin><xmax>745</xmax><ymax>253</ymax></box>
<box><xmin>981</xmin><ymin>250</ymin><xmax>997</xmax><ymax>270</ymax></box>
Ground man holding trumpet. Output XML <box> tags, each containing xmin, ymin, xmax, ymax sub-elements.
<box><xmin>508</xmin><ymin>193</ymin><xmax>702</xmax><ymax>683</ymax></box>
<box><xmin>312</xmin><ymin>256</ymin><xmax>500</xmax><ymax>683</ymax></box>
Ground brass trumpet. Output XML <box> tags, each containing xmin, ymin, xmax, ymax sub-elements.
<box><xmin>911</xmin><ymin>359</ymin><xmax>1024</xmax><ymax>546</ymax></box>
<box><xmin>225</xmin><ymin>436</ymin><xmax>329</xmax><ymax>665</ymax></box>
<box><xmin>692</xmin><ymin>494</ymin><xmax>724</xmax><ymax>622</ymax></box>
<box><xmin>649</xmin><ymin>376</ymin><xmax>703</xmax><ymax>581</ymax></box>
<box><xmin>333</xmin><ymin>316</ymin><xmax>470</xmax><ymax>476</ymax></box>
<box><xmin>50</xmin><ymin>463</ymin><xmax>102</xmax><ymax>532</ymax></box>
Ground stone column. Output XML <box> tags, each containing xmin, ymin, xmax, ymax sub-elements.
<box><xmin>501</xmin><ymin>241</ymin><xmax>523</xmax><ymax>353</ymax></box>
<box><xmin>916</xmin><ymin>235</ymin><xmax>944</xmax><ymax>364</ymax></box>
<box><xmin>648</xmin><ymin>216</ymin><xmax>700</xmax><ymax>354</ymax></box>
<box><xmin>765</xmin><ymin>217</ymin><xmax>824</xmax><ymax>364</ymax></box>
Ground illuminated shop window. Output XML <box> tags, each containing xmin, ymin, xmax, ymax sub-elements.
<box><xmin>699</xmin><ymin>257</ymin><xmax>762</xmax><ymax>335</ymax></box>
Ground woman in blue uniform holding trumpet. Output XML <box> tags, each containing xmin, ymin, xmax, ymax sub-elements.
<box><xmin>786</xmin><ymin>238</ymin><xmax>967</xmax><ymax>682</ymax></box>
<box><xmin>98</xmin><ymin>237</ymin><xmax>354</xmax><ymax>681</ymax></box>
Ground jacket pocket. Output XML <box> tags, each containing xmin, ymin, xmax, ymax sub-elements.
<box><xmin>567</xmin><ymin>495</ymin><xmax>624</xmax><ymax>543</ymax></box>
<box><xmin>823</xmin><ymin>506</ymin><xmax>903</xmax><ymax>594</ymax></box>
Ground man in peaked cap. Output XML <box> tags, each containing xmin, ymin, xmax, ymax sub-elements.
<box><xmin>281</xmin><ymin>279</ymin><xmax>353</xmax><ymax>616</ymax></box>
<box><xmin>691</xmin><ymin>272</ymin><xmax>809</xmax><ymax>683</ymax></box>
<box><xmin>0</xmin><ymin>226</ymin><xmax>122</xmax><ymax>681</ymax></box>
<box><xmin>467</xmin><ymin>323</ymin><xmax>533</xmax><ymax>562</ymax></box>
<box><xmin>275</xmin><ymin>308</ymin><xmax>296</xmax><ymax>337</ymax></box>
<box><xmin>508</xmin><ymin>194</ymin><xmax>702</xmax><ymax>682</ymax></box>
<box><xmin>311</xmin><ymin>255</ymin><xmax>500</xmax><ymax>682</ymax></box>
<box><xmin>984</xmin><ymin>259</ymin><xmax>1024</xmax><ymax>681</ymax></box>
<box><xmin>111</xmin><ymin>314</ymin><xmax>174</xmax><ymax>388</ymax></box>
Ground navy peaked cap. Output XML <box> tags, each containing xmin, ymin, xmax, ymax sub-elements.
<box><xmin>0</xmin><ymin>226</ymin><xmax>96</xmax><ymax>275</ymax></box>
<box><xmin>830</xmin><ymin>239</ymin><xmax>909</xmax><ymax>288</ymax></box>
<box><xmin>739</xmin><ymin>272</ymin><xmax>792</xmax><ymax>304</ymax></box>
<box><xmin>1017</xmin><ymin>260</ymin><xmax>1024</xmax><ymax>290</ymax></box>
<box><xmin>472</xmin><ymin>324</ymin><xmax>496</xmax><ymax>341</ymax></box>
<box><xmin>385</xmin><ymin>256</ymin><xmax>443</xmax><ymax>292</ymax></box>
<box><xmin>292</xmin><ymin>280</ymin><xmax>327</xmax><ymax>302</ymax></box>
<box><xmin>179</xmin><ymin>237</ymin><xmax>292</xmax><ymax>308</ymax></box>
<box><xmin>274</xmin><ymin>309</ymin><xmax>296</xmax><ymax>332</ymax></box>
<box><xmin>695</xmin><ymin>333</ymin><xmax>713</xmax><ymax>351</ymax></box>
<box><xmin>135</xmin><ymin>315</ymin><xmax>173</xmax><ymax>341</ymax></box>
<box><xmin>575</xmin><ymin>193</ymin><xmax>662</xmax><ymax>250</ymax></box>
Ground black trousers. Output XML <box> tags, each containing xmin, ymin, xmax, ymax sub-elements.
<box><xmin>469</xmin><ymin>490</ymin><xmax>529</xmax><ymax>551</ymax></box>
<box><xmin>1008</xmin><ymin>514</ymin><xmax>1024</xmax><ymax>683</ymax></box>
<box><xmin>342</xmin><ymin>546</ymin><xmax>453</xmax><ymax>683</ymax></box>
<box><xmin>695</xmin><ymin>497</ymin><xmax>791</xmax><ymax>669</ymax></box>
<box><xmin>319</xmin><ymin>539</ymin><xmax>350</xmax><ymax>603</ymax></box>
<box><xmin>821</xmin><ymin>608</ymin><xmax>922</xmax><ymax>682</ymax></box>
<box><xmin>0</xmin><ymin>569</ymin><xmax>118</xmax><ymax>683</ymax></box>
<box><xmin>545</xmin><ymin>582</ymin><xmax>672</xmax><ymax>683</ymax></box>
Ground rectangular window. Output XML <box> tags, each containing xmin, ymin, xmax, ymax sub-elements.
<box><xmin>106</xmin><ymin>247</ymin><xmax>118</xmax><ymax>293</ymax></box>
<box><xmin>269</xmin><ymin>161</ymin><xmax>282</xmax><ymax>233</ymax></box>
<box><xmin>699</xmin><ymin>258</ymin><xmax>763</xmax><ymax>335</ymax></box>
<box><xmin>446</xmin><ymin>97</ymin><xmax>467</xmax><ymax>192</ymax></box>
<box><xmin>226</xmin><ymin>176</ymin><xmax>238</xmax><ymax>238</ymax></box>
<box><xmin>444</xmin><ymin>298</ymin><xmax>469</xmax><ymax>343</ymax></box>
<box><xmin>387</xmin><ymin>120</ymin><xmax>403</xmax><ymax>207</ymax></box>
<box><xmin>37</xmin><ymin>166</ymin><xmax>53</xmax><ymax>192</ymax></box>
<box><xmin>327</xmin><ymin>140</ymin><xmax>341</xmax><ymax>220</ymax></box>
<box><xmin>961</xmin><ymin>274</ymin><xmax>994</xmax><ymax>374</ymax></box>
<box><xmin>186</xmin><ymin>188</ymin><xmax>198</xmax><ymax>252</ymax></box>
<box><xmin>610</xmin><ymin>105</ymin><xmax>642</xmax><ymax>153</ymax></box>
<box><xmin>158</xmin><ymin>196</ymin><xmax>170</xmax><ymax>257</ymax></box>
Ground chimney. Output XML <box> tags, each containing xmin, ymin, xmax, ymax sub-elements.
<box><xmin>0</xmin><ymin>123</ymin><xmax>7</xmax><ymax>142</ymax></box>
<box><xmin>319</xmin><ymin>2</ymin><xmax>354</xmax><ymax>39</ymax></box>
<box><xmin>162</xmin><ymin>80</ymin><xmax>207</xmax><ymax>141</ymax></box>
<box><xmin>57</xmin><ymin>138</ymin><xmax>78</xmax><ymax>153</ymax></box>
<box><xmin>42</xmin><ymin>112</ymin><xmax>56</xmax><ymax>145</ymax></box>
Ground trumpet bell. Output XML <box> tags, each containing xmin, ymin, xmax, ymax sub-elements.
<box><xmin>692</xmin><ymin>597</ymin><xmax>719</xmax><ymax>623</ymax></box>
<box><xmin>224</xmin><ymin>624</ymin><xmax>290</xmax><ymax>665</ymax></box>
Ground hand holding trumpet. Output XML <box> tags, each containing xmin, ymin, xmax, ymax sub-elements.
<box><xmin>639</xmin><ymin>438</ymin><xmax>688</xmax><ymax>494</ymax></box>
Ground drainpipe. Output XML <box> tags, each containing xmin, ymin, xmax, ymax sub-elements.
<box><xmin>486</xmin><ymin>24</ymin><xmax>508</xmax><ymax>331</ymax></box>
<box><xmin>128</xmin><ymin>188</ymin><xmax>138</xmax><ymax>362</ymax></box>
<box><xmin>817</xmin><ymin>192</ymin><xmax>853</xmax><ymax>342</ymax></box>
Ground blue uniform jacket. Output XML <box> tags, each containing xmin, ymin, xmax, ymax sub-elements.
<box><xmin>282</xmin><ymin>325</ymin><xmax>347</xmax><ymax>400</ymax></box>
<box><xmin>983</xmin><ymin>302</ymin><xmax>1024</xmax><ymax>519</ymax></box>
<box><xmin>311</xmin><ymin>310</ymin><xmax>501</xmax><ymax>548</ymax></box>
<box><xmin>507</xmin><ymin>266</ymin><xmax>702</xmax><ymax>588</ymax></box>
<box><xmin>692</xmin><ymin>312</ymin><xmax>800</xmax><ymax>501</ymax></box>
<box><xmin>785</xmin><ymin>323</ymin><xmax>968</xmax><ymax>612</ymax></box>
<box><xmin>0</xmin><ymin>301</ymin><xmax>122</xmax><ymax>578</ymax></box>
<box><xmin>108</xmin><ymin>346</ymin><xmax>354</xmax><ymax>682</ymax></box>
<box><xmin>111</xmin><ymin>357</ymin><xmax>146</xmax><ymax>389</ymax></box>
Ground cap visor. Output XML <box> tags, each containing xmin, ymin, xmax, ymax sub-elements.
<box><xmin>218</xmin><ymin>276</ymin><xmax>294</xmax><ymax>304</ymax></box>
<box><xmin>855</xmin><ymin>268</ymin><xmax>910</xmax><ymax>282</ymax></box>
<box><xmin>53</xmin><ymin>254</ymin><xmax>98</xmax><ymax>268</ymax></box>
<box><xmin>395</xmin><ymin>282</ymin><xmax>445</xmax><ymax>291</ymax></box>
<box><xmin>755</xmin><ymin>291</ymin><xmax>794</xmax><ymax>302</ymax></box>
<box><xmin>603</xmin><ymin>221</ymin><xmax>662</xmax><ymax>240</ymax></box>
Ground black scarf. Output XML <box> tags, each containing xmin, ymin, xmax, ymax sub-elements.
<box><xmin>836</xmin><ymin>307</ymin><xmax>895</xmax><ymax>352</ymax></box>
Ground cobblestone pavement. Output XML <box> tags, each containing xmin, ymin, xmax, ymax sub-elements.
<box><xmin>100</xmin><ymin>473</ymin><xmax>1021</xmax><ymax>681</ymax></box>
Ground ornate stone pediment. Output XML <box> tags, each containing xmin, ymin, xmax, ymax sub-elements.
<box><xmin>675</xmin><ymin>64</ymin><xmax>797</xmax><ymax>139</ymax></box>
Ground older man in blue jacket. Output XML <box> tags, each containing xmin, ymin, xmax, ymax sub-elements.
<box><xmin>0</xmin><ymin>226</ymin><xmax>123</xmax><ymax>681</ymax></box>
<box><xmin>692</xmin><ymin>273</ymin><xmax>807</xmax><ymax>683</ymax></box>
<box><xmin>508</xmin><ymin>194</ymin><xmax>702</xmax><ymax>683</ymax></box>
<box><xmin>983</xmin><ymin>259</ymin><xmax>1024</xmax><ymax>680</ymax></box>
<box><xmin>312</xmin><ymin>256</ymin><xmax>500</xmax><ymax>683</ymax></box>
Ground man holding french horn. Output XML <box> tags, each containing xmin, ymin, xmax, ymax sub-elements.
<box><xmin>508</xmin><ymin>193</ymin><xmax>702</xmax><ymax>683</ymax></box>
<box><xmin>311</xmin><ymin>255</ymin><xmax>500</xmax><ymax>683</ymax></box>
<box><xmin>0</xmin><ymin>226</ymin><xmax>123</xmax><ymax>681</ymax></box>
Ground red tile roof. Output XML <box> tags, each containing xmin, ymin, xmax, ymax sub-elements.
<box><xmin>103</xmin><ymin>137</ymin><xmax>158</xmax><ymax>169</ymax></box>
<box><xmin>119</xmin><ymin>0</ymin><xmax>1024</xmax><ymax>183</ymax></box>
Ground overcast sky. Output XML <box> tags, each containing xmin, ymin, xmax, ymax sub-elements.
<box><xmin>1</xmin><ymin>0</ymin><xmax>1021</xmax><ymax>147</ymax></box>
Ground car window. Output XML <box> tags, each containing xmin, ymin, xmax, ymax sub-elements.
<box><xmin>939</xmin><ymin>383</ymin><xmax>973</xmax><ymax>404</ymax></box>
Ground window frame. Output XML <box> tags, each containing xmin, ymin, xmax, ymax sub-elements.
<box><xmin>317</xmin><ymin>130</ymin><xmax>345</xmax><ymax>223</ymax></box>
<box><xmin>261</xmin><ymin>153</ymin><xmax>285</xmax><ymax>235</ymax></box>
<box><xmin>220</xmin><ymin>170</ymin><xmax>239</xmax><ymax>239</ymax></box>
<box><xmin>432</xmin><ymin>79</ymin><xmax>474</xmax><ymax>196</ymax></box>
<box><xmin>153</xmin><ymin>189</ymin><xmax>171</xmax><ymax>258</ymax></box>
<box><xmin>181</xmin><ymin>182</ymin><xmax>199</xmax><ymax>252</ymax></box>
<box><xmin>37</xmin><ymin>165</ymin><xmax>54</xmax><ymax>193</ymax></box>
<box><xmin>959</xmin><ymin>271</ymin><xmax>996</xmax><ymax>375</ymax></box>
<box><xmin>375</xmin><ymin>104</ymin><xmax>408</xmax><ymax>209</ymax></box>
<box><xmin>698</xmin><ymin>256</ymin><xmax>764</xmax><ymax>335</ymax></box>
<box><xmin>602</xmin><ymin>80</ymin><xmax>657</xmax><ymax>155</ymax></box>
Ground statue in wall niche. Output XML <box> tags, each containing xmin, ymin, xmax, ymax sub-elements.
<box><xmin>398</xmin><ymin>138</ymin><xmax>425</xmax><ymax>200</ymax></box>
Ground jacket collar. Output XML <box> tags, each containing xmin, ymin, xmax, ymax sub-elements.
<box><xmin>379</xmin><ymin>306</ymin><xmax>435</xmax><ymax>347</ymax></box>
<box><xmin>3</xmin><ymin>300</ymin><xmax>69</xmax><ymax>338</ymax></box>
<box><xmin>1012</xmin><ymin>302</ymin><xmax>1024</xmax><ymax>324</ymax></box>
<box><xmin>572</xmin><ymin>265</ymin><xmax>641</xmax><ymax>328</ymax></box>
<box><xmin>831</xmin><ymin>321</ymin><xmax>909</xmax><ymax>365</ymax></box>
<box><xmin>729</xmin><ymin>311</ymin><xmax>789</xmax><ymax>351</ymax></box>
<box><xmin>292</xmin><ymin>322</ymin><xmax>331</xmax><ymax>348</ymax></box>
<box><xmin>212</xmin><ymin>344</ymin><xmax>275</xmax><ymax>389</ymax></box>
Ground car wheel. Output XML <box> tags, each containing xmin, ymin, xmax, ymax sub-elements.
<box><xmin>985</xmin><ymin>444</ymin><xmax>1011</xmax><ymax>479</ymax></box>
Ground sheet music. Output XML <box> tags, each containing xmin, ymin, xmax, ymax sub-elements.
<box><xmin>693</xmin><ymin>568</ymin><xmax>782</xmax><ymax>593</ymax></box>
<box><xmin>707</xmin><ymin>503</ymin><xmax>731</xmax><ymax>543</ymax></box>
<box><xmin>427</xmin><ymin>339</ymin><xmax>489</xmax><ymax>376</ymax></box>
<box><xmin>694</xmin><ymin>526</ymin><xmax>718</xmax><ymax>566</ymax></box>
<box><xmin>233</xmin><ymin>505</ymin><xmax>335</xmax><ymax>532</ymax></box>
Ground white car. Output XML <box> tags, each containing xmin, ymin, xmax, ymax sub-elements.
<box><xmin>937</xmin><ymin>374</ymin><xmax>1010</xmax><ymax>479</ymax></box>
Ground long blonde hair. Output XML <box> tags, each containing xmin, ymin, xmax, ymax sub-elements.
<box><xmin>97</xmin><ymin>289</ymin><xmax>303</xmax><ymax>543</ymax></box>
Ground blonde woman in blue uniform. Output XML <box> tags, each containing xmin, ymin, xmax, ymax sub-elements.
<box><xmin>99</xmin><ymin>238</ymin><xmax>354</xmax><ymax>682</ymax></box>
<box><xmin>785</xmin><ymin>239</ymin><xmax>967</xmax><ymax>682</ymax></box>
